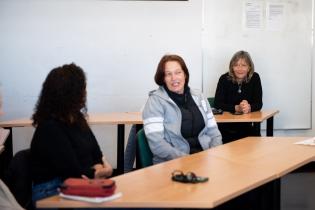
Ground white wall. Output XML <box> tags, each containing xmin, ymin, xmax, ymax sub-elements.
<box><xmin>0</xmin><ymin>0</ymin><xmax>203</xmax><ymax>119</ymax></box>
<box><xmin>0</xmin><ymin>0</ymin><xmax>203</xmax><ymax>166</ymax></box>
<box><xmin>0</xmin><ymin>0</ymin><xmax>315</xmax><ymax>166</ymax></box>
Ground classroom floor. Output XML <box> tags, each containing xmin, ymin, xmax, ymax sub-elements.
<box><xmin>281</xmin><ymin>170</ymin><xmax>315</xmax><ymax>210</ymax></box>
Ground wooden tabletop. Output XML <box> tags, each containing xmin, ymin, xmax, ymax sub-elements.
<box><xmin>0</xmin><ymin>110</ymin><xmax>279</xmax><ymax>127</ymax></box>
<box><xmin>37</xmin><ymin>152</ymin><xmax>275</xmax><ymax>209</ymax></box>
<box><xmin>208</xmin><ymin>137</ymin><xmax>315</xmax><ymax>177</ymax></box>
<box><xmin>214</xmin><ymin>110</ymin><xmax>279</xmax><ymax>123</ymax></box>
<box><xmin>37</xmin><ymin>136</ymin><xmax>315</xmax><ymax>209</ymax></box>
<box><xmin>0</xmin><ymin>112</ymin><xmax>143</xmax><ymax>127</ymax></box>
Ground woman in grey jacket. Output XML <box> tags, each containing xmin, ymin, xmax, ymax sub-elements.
<box><xmin>142</xmin><ymin>54</ymin><xmax>222</xmax><ymax>164</ymax></box>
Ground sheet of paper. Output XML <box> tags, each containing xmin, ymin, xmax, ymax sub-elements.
<box><xmin>266</xmin><ymin>2</ymin><xmax>285</xmax><ymax>31</ymax></box>
<box><xmin>294</xmin><ymin>137</ymin><xmax>315</xmax><ymax>146</ymax></box>
<box><xmin>243</xmin><ymin>0</ymin><xmax>263</xmax><ymax>30</ymax></box>
<box><xmin>59</xmin><ymin>192</ymin><xmax>122</xmax><ymax>203</ymax></box>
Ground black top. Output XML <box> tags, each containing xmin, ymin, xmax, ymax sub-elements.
<box><xmin>164</xmin><ymin>85</ymin><xmax>204</xmax><ymax>154</ymax></box>
<box><xmin>30</xmin><ymin>119</ymin><xmax>103</xmax><ymax>184</ymax></box>
<box><xmin>214</xmin><ymin>72</ymin><xmax>263</xmax><ymax>112</ymax></box>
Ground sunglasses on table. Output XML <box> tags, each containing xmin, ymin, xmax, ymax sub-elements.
<box><xmin>171</xmin><ymin>170</ymin><xmax>209</xmax><ymax>184</ymax></box>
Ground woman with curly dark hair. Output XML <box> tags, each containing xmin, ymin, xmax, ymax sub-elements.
<box><xmin>30</xmin><ymin>63</ymin><xmax>112</xmax><ymax>202</ymax></box>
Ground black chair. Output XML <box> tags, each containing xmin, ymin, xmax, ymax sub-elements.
<box><xmin>2</xmin><ymin>149</ymin><xmax>32</xmax><ymax>210</ymax></box>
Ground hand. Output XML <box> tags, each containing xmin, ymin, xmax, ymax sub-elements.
<box><xmin>240</xmin><ymin>100</ymin><xmax>251</xmax><ymax>114</ymax></box>
<box><xmin>235</xmin><ymin>105</ymin><xmax>242</xmax><ymax>113</ymax></box>
<box><xmin>94</xmin><ymin>167</ymin><xmax>112</xmax><ymax>179</ymax></box>
<box><xmin>102</xmin><ymin>156</ymin><xmax>113</xmax><ymax>177</ymax></box>
<box><xmin>93</xmin><ymin>157</ymin><xmax>113</xmax><ymax>178</ymax></box>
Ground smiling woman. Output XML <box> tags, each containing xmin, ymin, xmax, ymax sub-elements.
<box><xmin>142</xmin><ymin>54</ymin><xmax>222</xmax><ymax>164</ymax></box>
<box><xmin>213</xmin><ymin>50</ymin><xmax>262</xmax><ymax>143</ymax></box>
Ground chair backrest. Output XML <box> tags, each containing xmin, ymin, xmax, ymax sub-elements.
<box><xmin>208</xmin><ymin>97</ymin><xmax>215</xmax><ymax>107</ymax></box>
<box><xmin>136</xmin><ymin>129</ymin><xmax>153</xmax><ymax>168</ymax></box>
<box><xmin>2</xmin><ymin>149</ymin><xmax>32</xmax><ymax>210</ymax></box>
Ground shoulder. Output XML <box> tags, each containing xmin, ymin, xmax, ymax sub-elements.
<box><xmin>31</xmin><ymin>119</ymin><xmax>66</xmax><ymax>147</ymax></box>
<box><xmin>190</xmin><ymin>88</ymin><xmax>202</xmax><ymax>97</ymax></box>
<box><xmin>190</xmin><ymin>89</ymin><xmax>207</xmax><ymax>104</ymax></box>
<box><xmin>250</xmin><ymin>72</ymin><xmax>261</xmax><ymax>81</ymax></box>
<box><xmin>252</xmin><ymin>72</ymin><xmax>260</xmax><ymax>78</ymax></box>
<box><xmin>37</xmin><ymin>118</ymin><xmax>62</xmax><ymax>128</ymax></box>
<box><xmin>144</xmin><ymin>87</ymin><xmax>164</xmax><ymax>111</ymax></box>
<box><xmin>148</xmin><ymin>86</ymin><xmax>169</xmax><ymax>100</ymax></box>
<box><xmin>35</xmin><ymin>119</ymin><xmax>66</xmax><ymax>134</ymax></box>
<box><xmin>218</xmin><ymin>72</ymin><xmax>230</xmax><ymax>82</ymax></box>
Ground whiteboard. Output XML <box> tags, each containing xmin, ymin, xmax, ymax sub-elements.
<box><xmin>202</xmin><ymin>0</ymin><xmax>312</xmax><ymax>129</ymax></box>
<box><xmin>0</xmin><ymin>0</ymin><xmax>203</xmax><ymax>120</ymax></box>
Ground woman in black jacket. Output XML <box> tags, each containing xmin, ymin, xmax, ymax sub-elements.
<box><xmin>31</xmin><ymin>63</ymin><xmax>112</xmax><ymax>202</ymax></box>
<box><xmin>214</xmin><ymin>50</ymin><xmax>263</xmax><ymax>143</ymax></box>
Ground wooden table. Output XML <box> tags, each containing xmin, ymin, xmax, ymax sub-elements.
<box><xmin>215</xmin><ymin>110</ymin><xmax>279</xmax><ymax>136</ymax></box>
<box><xmin>37</xmin><ymin>137</ymin><xmax>315</xmax><ymax>209</ymax></box>
<box><xmin>0</xmin><ymin>110</ymin><xmax>278</xmax><ymax>175</ymax></box>
<box><xmin>0</xmin><ymin>112</ymin><xmax>142</xmax><ymax>175</ymax></box>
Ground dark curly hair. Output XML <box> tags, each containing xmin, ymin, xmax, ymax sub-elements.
<box><xmin>32</xmin><ymin>63</ymin><xmax>88</xmax><ymax>129</ymax></box>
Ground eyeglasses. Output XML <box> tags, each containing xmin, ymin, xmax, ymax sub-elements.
<box><xmin>171</xmin><ymin>170</ymin><xmax>209</xmax><ymax>184</ymax></box>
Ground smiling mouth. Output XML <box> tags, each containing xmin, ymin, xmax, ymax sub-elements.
<box><xmin>171</xmin><ymin>81</ymin><xmax>181</xmax><ymax>86</ymax></box>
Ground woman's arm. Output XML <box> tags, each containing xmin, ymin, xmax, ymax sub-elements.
<box><xmin>142</xmin><ymin>95</ymin><xmax>187</xmax><ymax>161</ymax></box>
<box><xmin>88</xmin><ymin>130</ymin><xmax>113</xmax><ymax>178</ymax></box>
<box><xmin>214</xmin><ymin>74</ymin><xmax>236</xmax><ymax>112</ymax></box>
<box><xmin>249</xmin><ymin>73</ymin><xmax>263</xmax><ymax>111</ymax></box>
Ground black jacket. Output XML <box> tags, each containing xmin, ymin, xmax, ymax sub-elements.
<box><xmin>31</xmin><ymin>119</ymin><xmax>103</xmax><ymax>184</ymax></box>
<box><xmin>214</xmin><ymin>72</ymin><xmax>263</xmax><ymax>112</ymax></box>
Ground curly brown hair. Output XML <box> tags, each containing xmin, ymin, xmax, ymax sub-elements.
<box><xmin>32</xmin><ymin>63</ymin><xmax>88</xmax><ymax>129</ymax></box>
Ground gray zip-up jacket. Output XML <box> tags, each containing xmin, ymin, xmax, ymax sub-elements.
<box><xmin>142</xmin><ymin>86</ymin><xmax>222</xmax><ymax>164</ymax></box>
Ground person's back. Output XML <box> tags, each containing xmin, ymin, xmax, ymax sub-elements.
<box><xmin>30</xmin><ymin>63</ymin><xmax>113</xmax><ymax>203</ymax></box>
<box><xmin>31</xmin><ymin>119</ymin><xmax>104</xmax><ymax>184</ymax></box>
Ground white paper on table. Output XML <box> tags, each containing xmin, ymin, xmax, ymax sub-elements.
<box><xmin>59</xmin><ymin>192</ymin><xmax>122</xmax><ymax>203</ymax></box>
<box><xmin>294</xmin><ymin>137</ymin><xmax>315</xmax><ymax>146</ymax></box>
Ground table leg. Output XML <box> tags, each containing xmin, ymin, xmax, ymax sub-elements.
<box><xmin>266</xmin><ymin>116</ymin><xmax>274</xmax><ymax>136</ymax></box>
<box><xmin>117</xmin><ymin>124</ymin><xmax>125</xmax><ymax>175</ymax></box>
<box><xmin>272</xmin><ymin>179</ymin><xmax>281</xmax><ymax>210</ymax></box>
<box><xmin>135</xmin><ymin>124</ymin><xmax>143</xmax><ymax>169</ymax></box>
<box><xmin>257</xmin><ymin>178</ymin><xmax>280</xmax><ymax>210</ymax></box>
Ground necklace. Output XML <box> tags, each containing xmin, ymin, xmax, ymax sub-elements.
<box><xmin>238</xmin><ymin>83</ymin><xmax>242</xmax><ymax>93</ymax></box>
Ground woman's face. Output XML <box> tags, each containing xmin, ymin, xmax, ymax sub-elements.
<box><xmin>233</xmin><ymin>58</ymin><xmax>249</xmax><ymax>82</ymax></box>
<box><xmin>164</xmin><ymin>61</ymin><xmax>186</xmax><ymax>94</ymax></box>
